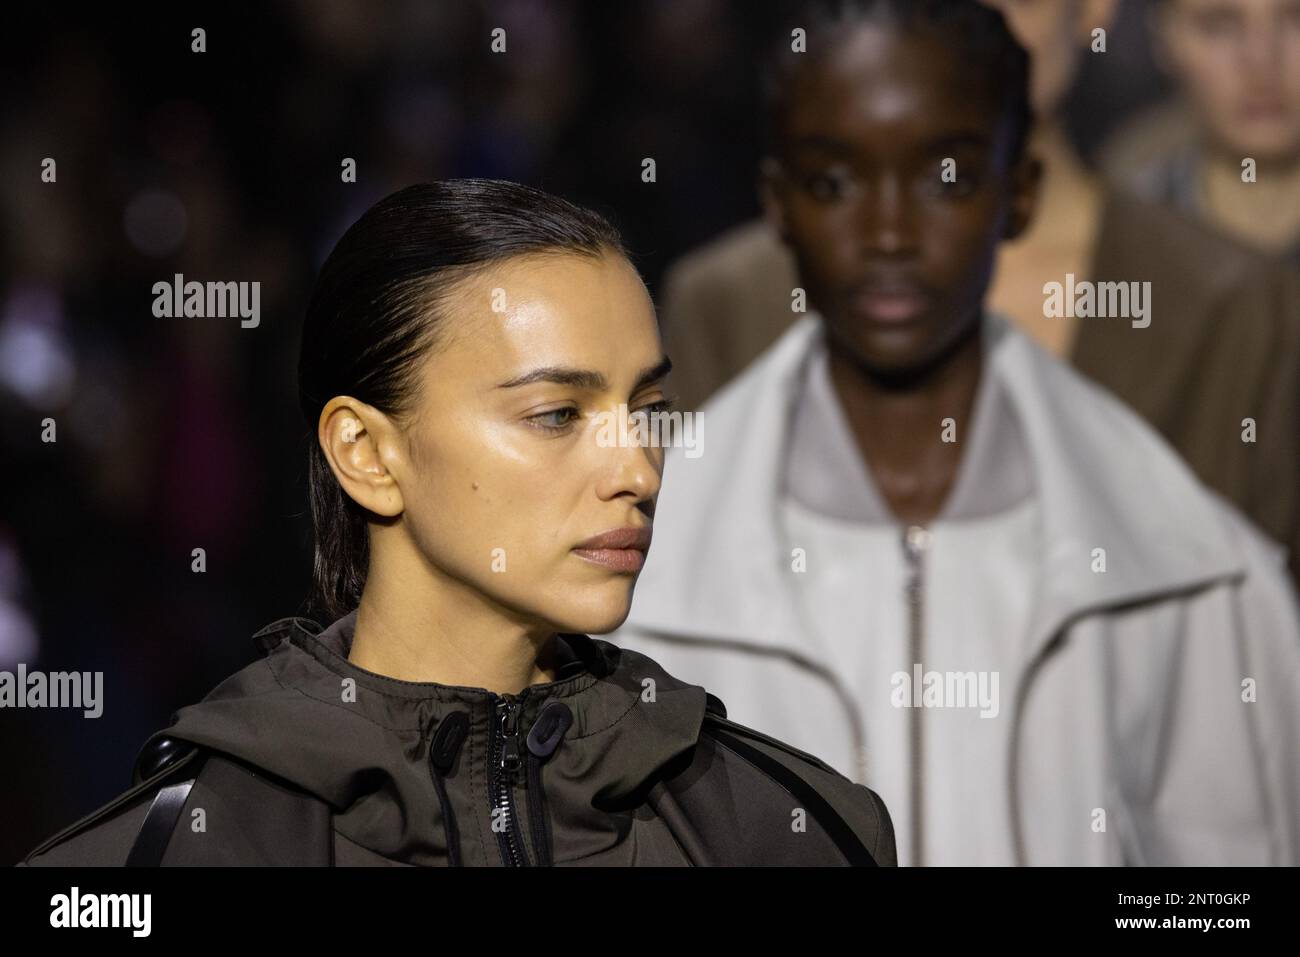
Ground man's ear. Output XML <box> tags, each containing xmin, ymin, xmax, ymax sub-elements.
<box><xmin>318</xmin><ymin>397</ymin><xmax>405</xmax><ymax>518</ymax></box>
<box><xmin>758</xmin><ymin>156</ymin><xmax>792</xmax><ymax>244</ymax></box>
<box><xmin>1004</xmin><ymin>153</ymin><xmax>1043</xmax><ymax>241</ymax></box>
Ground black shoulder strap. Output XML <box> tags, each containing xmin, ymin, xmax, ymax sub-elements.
<box><xmin>703</xmin><ymin>692</ymin><xmax>727</xmax><ymax>718</ymax></box>
<box><xmin>707</xmin><ymin>726</ymin><xmax>878</xmax><ymax>866</ymax></box>
<box><xmin>125</xmin><ymin>751</ymin><xmax>207</xmax><ymax>867</ymax></box>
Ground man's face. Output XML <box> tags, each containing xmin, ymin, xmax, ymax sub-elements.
<box><xmin>1158</xmin><ymin>0</ymin><xmax>1300</xmax><ymax>162</ymax></box>
<box><xmin>763</xmin><ymin>24</ymin><xmax>1038</xmax><ymax>378</ymax></box>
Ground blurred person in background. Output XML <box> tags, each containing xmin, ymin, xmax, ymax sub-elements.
<box><xmin>1100</xmin><ymin>0</ymin><xmax>1300</xmax><ymax>263</ymax></box>
<box><xmin>655</xmin><ymin>0</ymin><xmax>1300</xmax><ymax>589</ymax></box>
<box><xmin>611</xmin><ymin>0</ymin><xmax>1300</xmax><ymax>865</ymax></box>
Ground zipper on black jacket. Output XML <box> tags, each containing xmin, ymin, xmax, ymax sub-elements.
<box><xmin>903</xmin><ymin>523</ymin><xmax>930</xmax><ymax>868</ymax></box>
<box><xmin>491</xmin><ymin>692</ymin><xmax>532</xmax><ymax>866</ymax></box>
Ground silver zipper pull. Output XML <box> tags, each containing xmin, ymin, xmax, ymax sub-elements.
<box><xmin>499</xmin><ymin>699</ymin><xmax>521</xmax><ymax>773</ymax></box>
<box><xmin>903</xmin><ymin>524</ymin><xmax>931</xmax><ymax>563</ymax></box>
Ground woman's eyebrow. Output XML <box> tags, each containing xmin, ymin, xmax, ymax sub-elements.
<box><xmin>496</xmin><ymin>355</ymin><xmax>673</xmax><ymax>392</ymax></box>
<box><xmin>497</xmin><ymin>367</ymin><xmax>606</xmax><ymax>390</ymax></box>
<box><xmin>633</xmin><ymin>355</ymin><xmax>673</xmax><ymax>391</ymax></box>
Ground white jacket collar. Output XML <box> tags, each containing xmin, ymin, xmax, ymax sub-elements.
<box><xmin>628</xmin><ymin>313</ymin><xmax>1247</xmax><ymax>663</ymax></box>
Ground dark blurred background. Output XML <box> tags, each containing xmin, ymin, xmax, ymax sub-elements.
<box><xmin>0</xmin><ymin>1</ymin><xmax>1169</xmax><ymax>862</ymax></box>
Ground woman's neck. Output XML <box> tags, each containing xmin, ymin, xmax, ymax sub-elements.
<box><xmin>347</xmin><ymin>533</ymin><xmax>560</xmax><ymax>695</ymax></box>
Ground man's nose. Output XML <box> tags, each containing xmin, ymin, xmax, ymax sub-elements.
<box><xmin>858</xmin><ymin>174</ymin><xmax>918</xmax><ymax>257</ymax></box>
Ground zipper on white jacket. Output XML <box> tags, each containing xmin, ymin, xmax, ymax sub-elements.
<box><xmin>902</xmin><ymin>524</ymin><xmax>931</xmax><ymax>867</ymax></box>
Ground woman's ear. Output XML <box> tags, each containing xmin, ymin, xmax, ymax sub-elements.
<box><xmin>1004</xmin><ymin>153</ymin><xmax>1044</xmax><ymax>241</ymax></box>
<box><xmin>318</xmin><ymin>397</ymin><xmax>405</xmax><ymax>518</ymax></box>
<box><xmin>758</xmin><ymin>156</ymin><xmax>792</xmax><ymax>244</ymax></box>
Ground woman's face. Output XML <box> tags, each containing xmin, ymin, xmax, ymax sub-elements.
<box><xmin>763</xmin><ymin>23</ymin><xmax>1038</xmax><ymax>378</ymax></box>
<box><xmin>364</xmin><ymin>250</ymin><xmax>669</xmax><ymax>637</ymax></box>
<box><xmin>1157</xmin><ymin>0</ymin><xmax>1300</xmax><ymax>163</ymax></box>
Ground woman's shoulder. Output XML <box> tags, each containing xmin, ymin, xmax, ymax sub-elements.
<box><xmin>18</xmin><ymin>740</ymin><xmax>206</xmax><ymax>867</ymax></box>
<box><xmin>19</xmin><ymin>739</ymin><xmax>331</xmax><ymax>867</ymax></box>
<box><xmin>661</xmin><ymin>695</ymin><xmax>897</xmax><ymax>866</ymax></box>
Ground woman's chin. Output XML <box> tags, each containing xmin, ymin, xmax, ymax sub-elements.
<box><xmin>550</xmin><ymin>594</ymin><xmax>633</xmax><ymax>637</ymax></box>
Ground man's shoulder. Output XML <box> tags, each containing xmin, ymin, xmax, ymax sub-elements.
<box><xmin>663</xmin><ymin>218</ymin><xmax>792</xmax><ymax>293</ymax></box>
<box><xmin>1200</xmin><ymin>486</ymin><xmax>1296</xmax><ymax>599</ymax></box>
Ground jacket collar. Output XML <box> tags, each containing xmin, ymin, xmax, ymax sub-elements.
<box><xmin>785</xmin><ymin>316</ymin><xmax>1035</xmax><ymax>522</ymax></box>
<box><xmin>626</xmin><ymin>313</ymin><xmax>1247</xmax><ymax>665</ymax></box>
<box><xmin>153</xmin><ymin>612</ymin><xmax>707</xmax><ymax>858</ymax></box>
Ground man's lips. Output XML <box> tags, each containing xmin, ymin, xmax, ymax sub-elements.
<box><xmin>572</xmin><ymin>526</ymin><xmax>652</xmax><ymax>573</ymax></box>
<box><xmin>849</xmin><ymin>282</ymin><xmax>930</xmax><ymax>324</ymax></box>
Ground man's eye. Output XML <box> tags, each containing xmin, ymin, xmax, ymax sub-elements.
<box><xmin>920</xmin><ymin>166</ymin><xmax>980</xmax><ymax>199</ymax></box>
<box><xmin>527</xmin><ymin>407</ymin><xmax>580</xmax><ymax>433</ymax></box>
<box><xmin>935</xmin><ymin>179</ymin><xmax>977</xmax><ymax>198</ymax></box>
<box><xmin>802</xmin><ymin>169</ymin><xmax>856</xmax><ymax>202</ymax></box>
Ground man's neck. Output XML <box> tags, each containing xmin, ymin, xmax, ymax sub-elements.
<box><xmin>826</xmin><ymin>322</ymin><xmax>984</xmax><ymax>526</ymax></box>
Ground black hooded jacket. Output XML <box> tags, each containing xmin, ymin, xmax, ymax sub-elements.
<box><xmin>19</xmin><ymin>612</ymin><xmax>896</xmax><ymax>866</ymax></box>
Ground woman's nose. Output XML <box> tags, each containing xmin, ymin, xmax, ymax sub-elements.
<box><xmin>592</xmin><ymin>406</ymin><xmax>664</xmax><ymax>502</ymax></box>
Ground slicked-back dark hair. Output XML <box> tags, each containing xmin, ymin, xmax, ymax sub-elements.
<box><xmin>761</xmin><ymin>0</ymin><xmax>1034</xmax><ymax>164</ymax></box>
<box><xmin>298</xmin><ymin>179</ymin><xmax>627</xmax><ymax>623</ymax></box>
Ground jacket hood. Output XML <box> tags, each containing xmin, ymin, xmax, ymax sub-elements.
<box><xmin>143</xmin><ymin>610</ymin><xmax>708</xmax><ymax>863</ymax></box>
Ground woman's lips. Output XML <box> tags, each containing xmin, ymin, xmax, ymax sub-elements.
<box><xmin>572</xmin><ymin>547</ymin><xmax>646</xmax><ymax>572</ymax></box>
<box><xmin>572</xmin><ymin>525</ymin><xmax>651</xmax><ymax>573</ymax></box>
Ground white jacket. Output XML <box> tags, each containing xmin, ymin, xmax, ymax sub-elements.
<box><xmin>611</xmin><ymin>314</ymin><xmax>1300</xmax><ymax>865</ymax></box>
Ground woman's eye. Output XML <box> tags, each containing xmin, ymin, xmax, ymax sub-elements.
<box><xmin>627</xmin><ymin>396</ymin><xmax>679</xmax><ymax>435</ymax></box>
<box><xmin>527</xmin><ymin>407</ymin><xmax>580</xmax><ymax>433</ymax></box>
<box><xmin>634</xmin><ymin>394</ymin><xmax>677</xmax><ymax>416</ymax></box>
<box><xmin>641</xmin><ymin>396</ymin><xmax>677</xmax><ymax>417</ymax></box>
